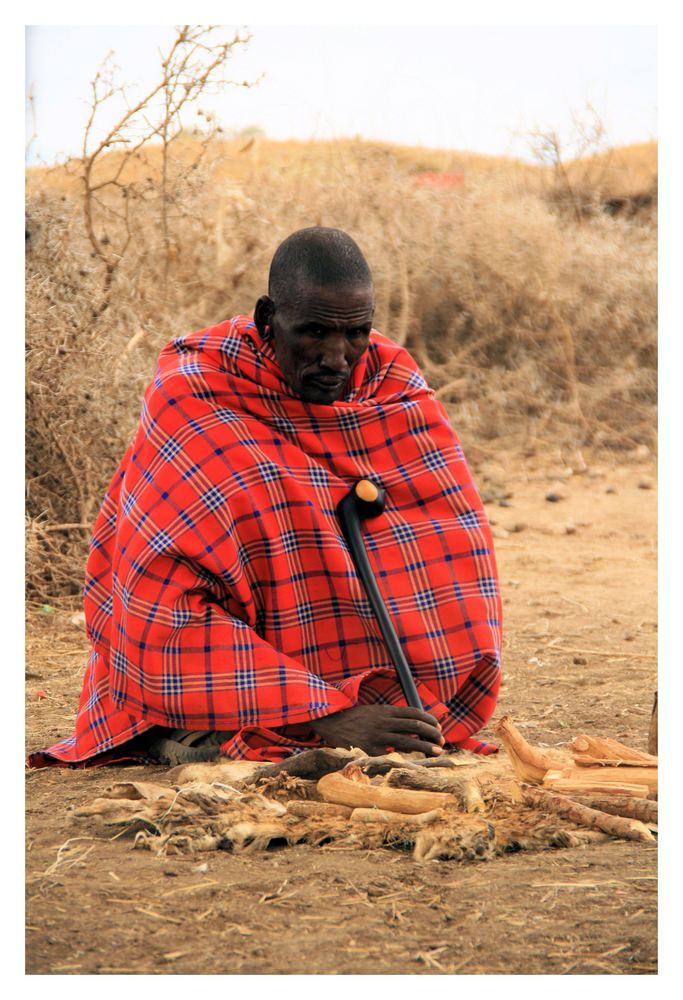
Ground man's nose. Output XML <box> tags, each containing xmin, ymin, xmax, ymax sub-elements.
<box><xmin>320</xmin><ymin>335</ymin><xmax>349</xmax><ymax>372</ymax></box>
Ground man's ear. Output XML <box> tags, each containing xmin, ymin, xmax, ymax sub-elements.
<box><xmin>254</xmin><ymin>295</ymin><xmax>274</xmax><ymax>341</ymax></box>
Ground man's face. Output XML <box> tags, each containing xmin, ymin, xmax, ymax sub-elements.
<box><xmin>269</xmin><ymin>282</ymin><xmax>375</xmax><ymax>405</ymax></box>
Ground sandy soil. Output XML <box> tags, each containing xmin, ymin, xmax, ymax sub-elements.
<box><xmin>25</xmin><ymin>448</ymin><xmax>657</xmax><ymax>976</ymax></box>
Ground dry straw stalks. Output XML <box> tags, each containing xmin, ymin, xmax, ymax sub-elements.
<box><xmin>25</xmin><ymin>29</ymin><xmax>657</xmax><ymax>602</ymax></box>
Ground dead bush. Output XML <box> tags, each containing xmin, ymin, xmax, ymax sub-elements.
<box><xmin>26</xmin><ymin>135</ymin><xmax>657</xmax><ymax>601</ymax></box>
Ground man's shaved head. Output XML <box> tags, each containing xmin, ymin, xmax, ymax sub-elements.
<box><xmin>254</xmin><ymin>227</ymin><xmax>375</xmax><ymax>403</ymax></box>
<box><xmin>268</xmin><ymin>227</ymin><xmax>373</xmax><ymax>303</ymax></box>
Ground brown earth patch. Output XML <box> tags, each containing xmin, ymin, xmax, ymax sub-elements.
<box><xmin>25</xmin><ymin>448</ymin><xmax>657</xmax><ymax>975</ymax></box>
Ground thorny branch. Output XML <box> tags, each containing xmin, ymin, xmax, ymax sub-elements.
<box><xmin>79</xmin><ymin>25</ymin><xmax>254</xmax><ymax>312</ymax></box>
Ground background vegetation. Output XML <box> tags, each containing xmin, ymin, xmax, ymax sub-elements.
<box><xmin>25</xmin><ymin>35</ymin><xmax>657</xmax><ymax>602</ymax></box>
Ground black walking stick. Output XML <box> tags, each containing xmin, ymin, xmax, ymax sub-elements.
<box><xmin>336</xmin><ymin>479</ymin><xmax>423</xmax><ymax>710</ymax></box>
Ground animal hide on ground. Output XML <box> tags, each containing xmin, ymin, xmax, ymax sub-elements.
<box><xmin>72</xmin><ymin>748</ymin><xmax>630</xmax><ymax>863</ymax></box>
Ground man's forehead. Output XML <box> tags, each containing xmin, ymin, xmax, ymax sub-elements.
<box><xmin>278</xmin><ymin>281</ymin><xmax>375</xmax><ymax>319</ymax></box>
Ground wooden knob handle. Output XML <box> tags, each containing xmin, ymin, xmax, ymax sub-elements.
<box><xmin>355</xmin><ymin>479</ymin><xmax>379</xmax><ymax>503</ymax></box>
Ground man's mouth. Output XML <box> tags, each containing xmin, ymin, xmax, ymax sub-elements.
<box><xmin>299</xmin><ymin>373</ymin><xmax>349</xmax><ymax>403</ymax></box>
<box><xmin>306</xmin><ymin>373</ymin><xmax>348</xmax><ymax>392</ymax></box>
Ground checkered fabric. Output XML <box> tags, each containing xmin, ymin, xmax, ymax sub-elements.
<box><xmin>28</xmin><ymin>317</ymin><xmax>502</xmax><ymax>767</ymax></box>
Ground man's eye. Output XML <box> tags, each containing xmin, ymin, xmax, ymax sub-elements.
<box><xmin>349</xmin><ymin>328</ymin><xmax>369</xmax><ymax>338</ymax></box>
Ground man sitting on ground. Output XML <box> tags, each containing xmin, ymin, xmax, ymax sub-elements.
<box><xmin>29</xmin><ymin>227</ymin><xmax>502</xmax><ymax>768</ymax></box>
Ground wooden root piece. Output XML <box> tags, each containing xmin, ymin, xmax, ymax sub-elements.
<box><xmin>648</xmin><ymin>692</ymin><xmax>658</xmax><ymax>755</ymax></box>
<box><xmin>352</xmin><ymin>753</ymin><xmax>423</xmax><ymax>777</ymax></box>
<box><xmin>513</xmin><ymin>782</ymin><xmax>656</xmax><ymax>843</ymax></box>
<box><xmin>286</xmin><ymin>800</ymin><xmax>353</xmax><ymax>820</ymax></box>
<box><xmin>570</xmin><ymin>734</ymin><xmax>657</xmax><ymax>767</ymax></box>
<box><xmin>565</xmin><ymin>794</ymin><xmax>657</xmax><ymax>824</ymax></box>
<box><xmin>493</xmin><ymin>716</ymin><xmax>555</xmax><ymax>783</ymax></box>
<box><xmin>246</xmin><ymin>747</ymin><xmax>359</xmax><ymax>783</ymax></box>
<box><xmin>385</xmin><ymin>768</ymin><xmax>486</xmax><ymax>812</ymax></box>
<box><xmin>570</xmin><ymin>754</ymin><xmax>649</xmax><ymax>768</ymax></box>
<box><xmin>350</xmin><ymin>807</ymin><xmax>443</xmax><ymax>826</ymax></box>
<box><xmin>543</xmin><ymin>765</ymin><xmax>657</xmax><ymax>798</ymax></box>
<box><xmin>317</xmin><ymin>769</ymin><xmax>452</xmax><ymax>814</ymax></box>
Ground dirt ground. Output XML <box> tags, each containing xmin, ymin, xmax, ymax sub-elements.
<box><xmin>24</xmin><ymin>447</ymin><xmax>658</xmax><ymax>976</ymax></box>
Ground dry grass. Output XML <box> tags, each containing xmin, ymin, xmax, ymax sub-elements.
<box><xmin>25</xmin><ymin>136</ymin><xmax>657</xmax><ymax>600</ymax></box>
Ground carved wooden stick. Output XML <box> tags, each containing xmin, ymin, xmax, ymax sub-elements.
<box><xmin>570</xmin><ymin>734</ymin><xmax>657</xmax><ymax>767</ymax></box>
<box><xmin>512</xmin><ymin>782</ymin><xmax>656</xmax><ymax>842</ymax></box>
<box><xmin>543</xmin><ymin>766</ymin><xmax>657</xmax><ymax>797</ymax></box>
<box><xmin>317</xmin><ymin>770</ymin><xmax>452</xmax><ymax>814</ymax></box>
<box><xmin>493</xmin><ymin>716</ymin><xmax>555</xmax><ymax>782</ymax></box>
<box><xmin>494</xmin><ymin>717</ymin><xmax>658</xmax><ymax>797</ymax></box>
<box><xmin>564</xmin><ymin>794</ymin><xmax>657</xmax><ymax>824</ymax></box>
<box><xmin>385</xmin><ymin>767</ymin><xmax>485</xmax><ymax>812</ymax></box>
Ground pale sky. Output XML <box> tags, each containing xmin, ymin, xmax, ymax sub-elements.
<box><xmin>25</xmin><ymin>21</ymin><xmax>658</xmax><ymax>166</ymax></box>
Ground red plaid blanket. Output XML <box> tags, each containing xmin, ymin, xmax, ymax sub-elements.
<box><xmin>29</xmin><ymin>317</ymin><xmax>502</xmax><ymax>767</ymax></box>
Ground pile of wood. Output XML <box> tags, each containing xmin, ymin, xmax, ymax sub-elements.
<box><xmin>72</xmin><ymin>724</ymin><xmax>658</xmax><ymax>862</ymax></box>
<box><xmin>493</xmin><ymin>716</ymin><xmax>657</xmax><ymax>844</ymax></box>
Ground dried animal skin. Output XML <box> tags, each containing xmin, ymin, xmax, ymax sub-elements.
<box><xmin>224</xmin><ymin>820</ymin><xmax>292</xmax><ymax>853</ymax></box>
<box><xmin>286</xmin><ymin>800</ymin><xmax>353</xmax><ymax>819</ymax></box>
<box><xmin>105</xmin><ymin>781</ymin><xmax>177</xmax><ymax>801</ymax></box>
<box><xmin>168</xmin><ymin>759</ymin><xmax>263</xmax><ymax>785</ymax></box>
<box><xmin>73</xmin><ymin>796</ymin><xmax>165</xmax><ymax>821</ymax></box>
<box><xmin>413</xmin><ymin>822</ymin><xmax>496</xmax><ymax>863</ymax></box>
<box><xmin>349</xmin><ymin>807</ymin><xmax>443</xmax><ymax>826</ymax></box>
<box><xmin>548</xmin><ymin>828</ymin><xmax>613</xmax><ymax>848</ymax></box>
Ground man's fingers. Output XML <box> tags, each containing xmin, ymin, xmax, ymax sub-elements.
<box><xmin>389</xmin><ymin>717</ymin><xmax>444</xmax><ymax>744</ymax></box>
<box><xmin>382</xmin><ymin>734</ymin><xmax>444</xmax><ymax>756</ymax></box>
<box><xmin>310</xmin><ymin>704</ymin><xmax>445</xmax><ymax>757</ymax></box>
<box><xmin>387</xmin><ymin>706</ymin><xmax>442</xmax><ymax>727</ymax></box>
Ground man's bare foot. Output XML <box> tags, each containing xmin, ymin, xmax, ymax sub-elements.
<box><xmin>310</xmin><ymin>704</ymin><xmax>445</xmax><ymax>758</ymax></box>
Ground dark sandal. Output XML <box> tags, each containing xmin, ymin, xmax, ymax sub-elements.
<box><xmin>141</xmin><ymin>729</ymin><xmax>230</xmax><ymax>766</ymax></box>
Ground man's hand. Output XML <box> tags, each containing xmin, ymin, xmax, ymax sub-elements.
<box><xmin>310</xmin><ymin>705</ymin><xmax>445</xmax><ymax>758</ymax></box>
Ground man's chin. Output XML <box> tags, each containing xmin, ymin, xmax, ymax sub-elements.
<box><xmin>299</xmin><ymin>379</ymin><xmax>347</xmax><ymax>405</ymax></box>
<box><xmin>300</xmin><ymin>391</ymin><xmax>342</xmax><ymax>405</ymax></box>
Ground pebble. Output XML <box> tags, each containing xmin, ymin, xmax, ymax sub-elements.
<box><xmin>545</xmin><ymin>492</ymin><xmax>564</xmax><ymax>503</ymax></box>
<box><xmin>638</xmin><ymin>479</ymin><xmax>653</xmax><ymax>490</ymax></box>
<box><xmin>605</xmin><ymin>485</ymin><xmax>616</xmax><ymax>494</ymax></box>
<box><xmin>573</xmin><ymin>656</ymin><xmax>587</xmax><ymax>665</ymax></box>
